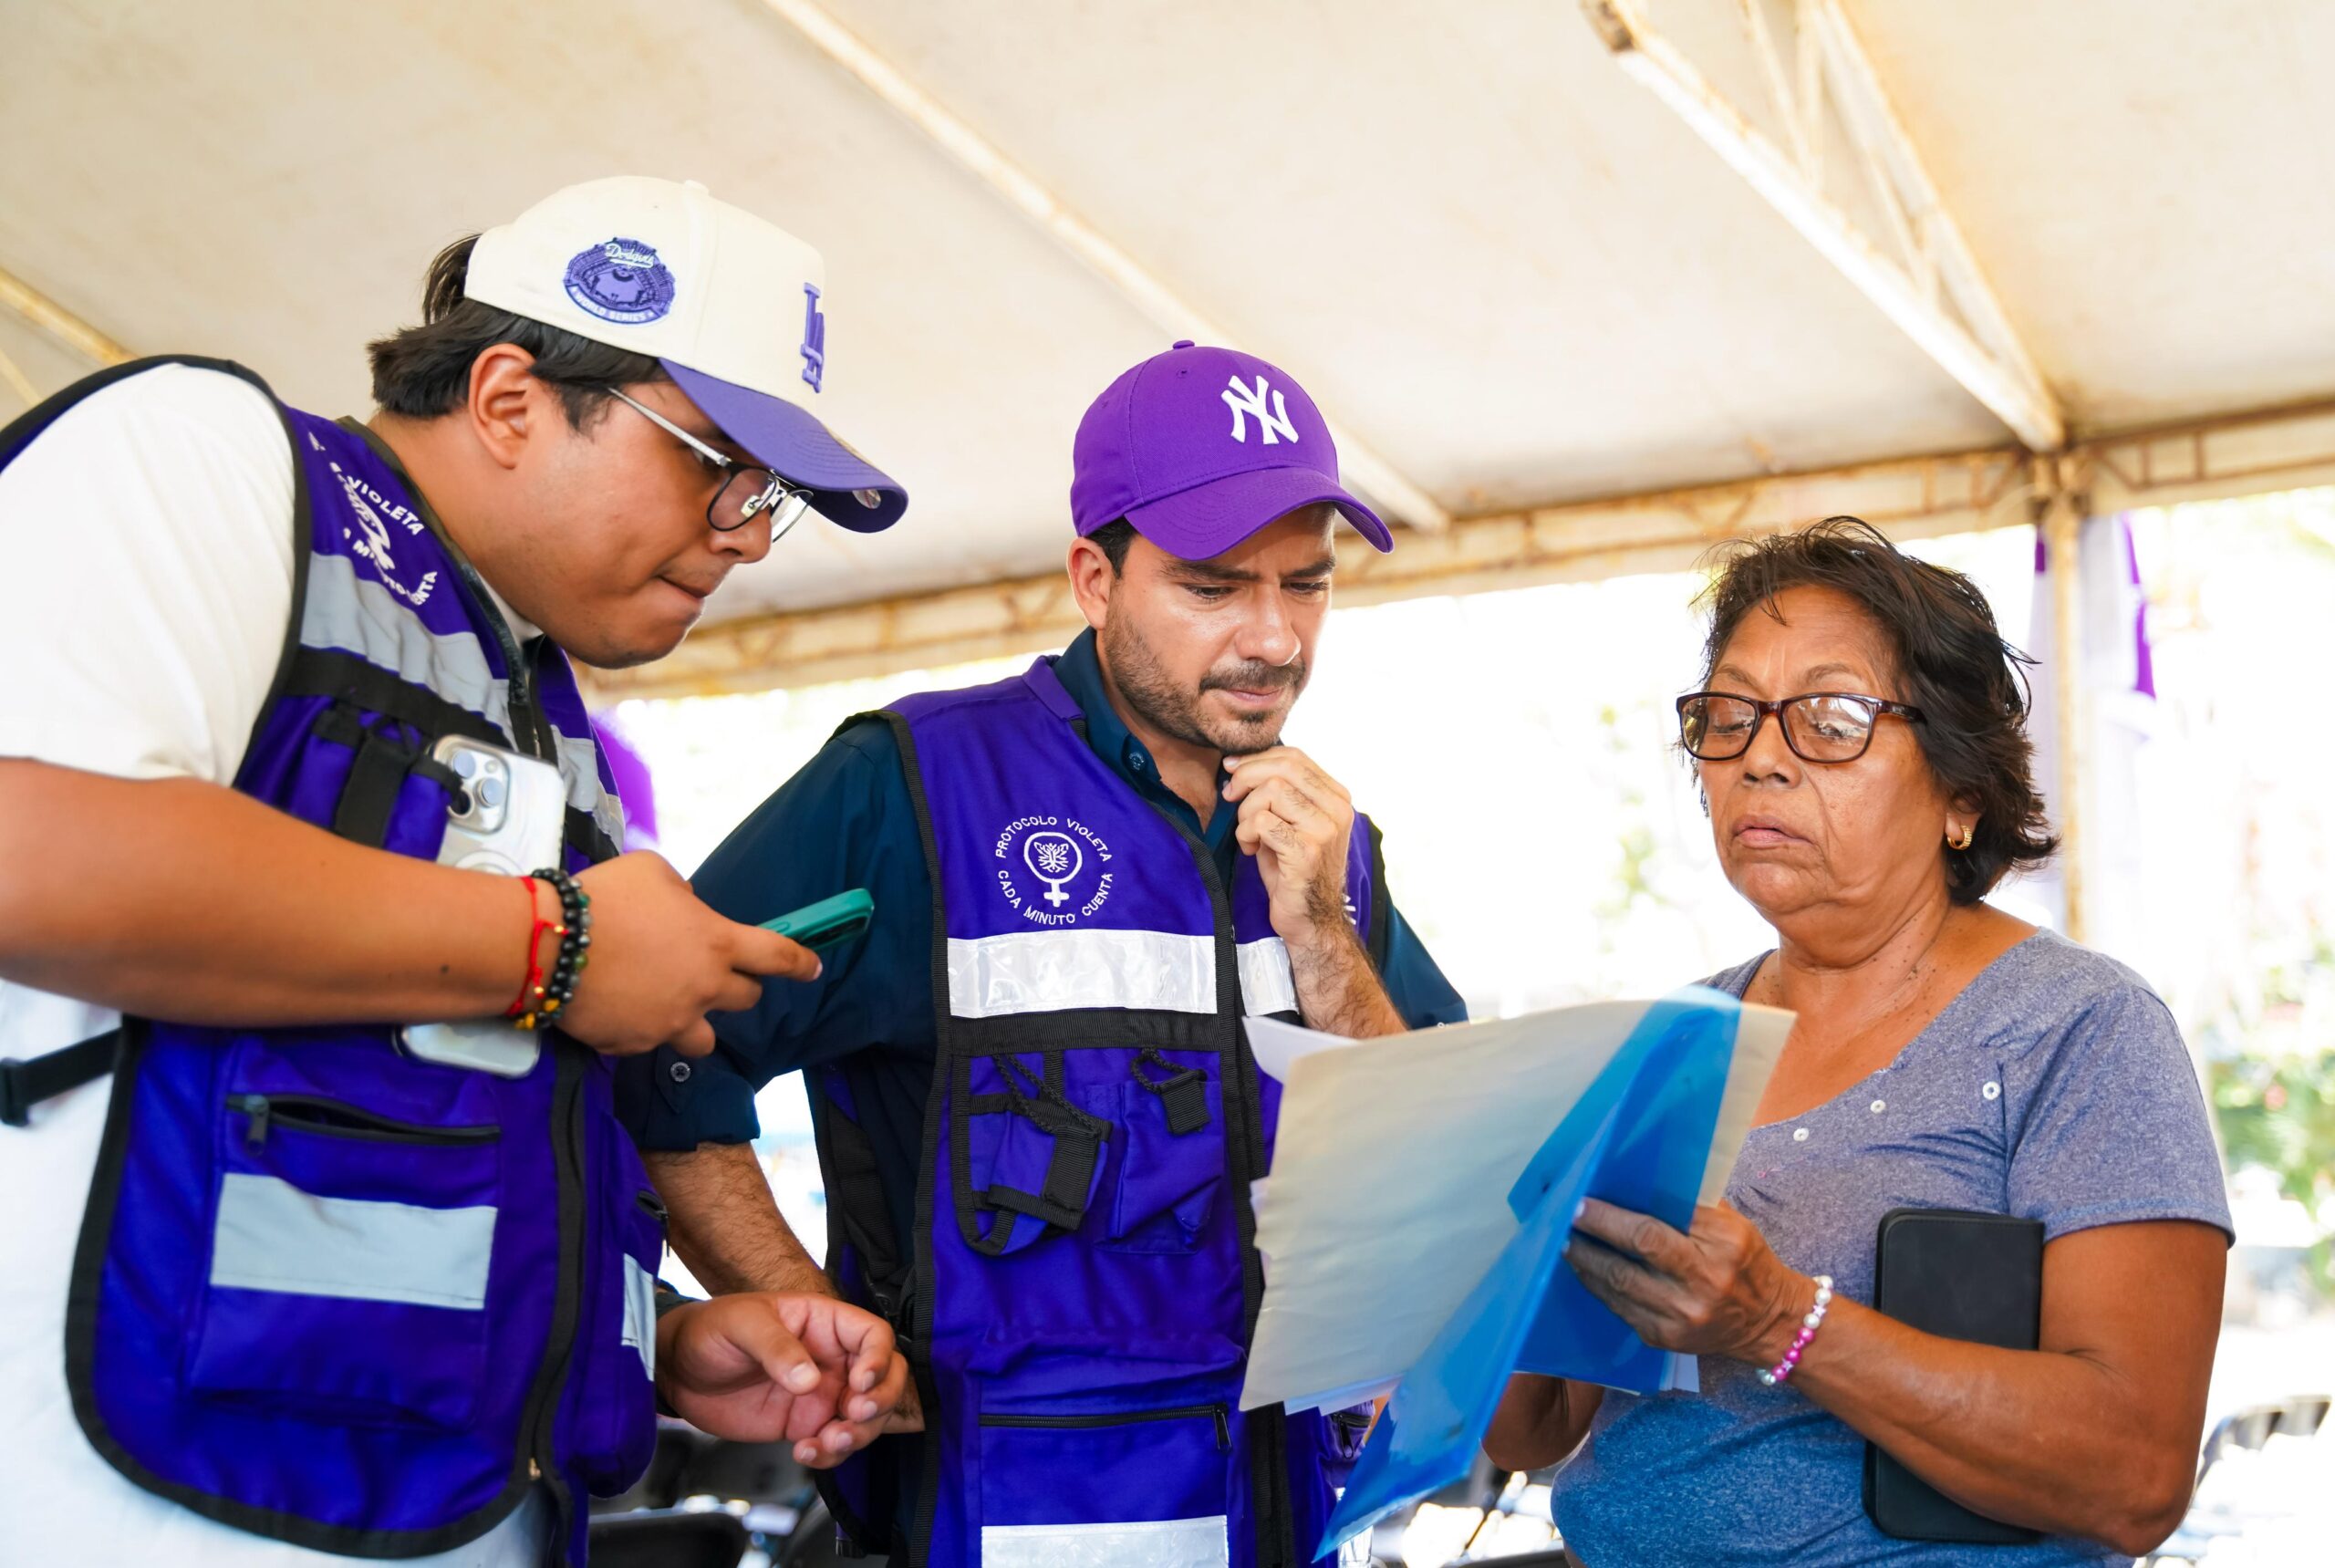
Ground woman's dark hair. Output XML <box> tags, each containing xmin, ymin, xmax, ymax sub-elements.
<box><xmin>1696</xmin><ymin>516</ymin><xmax>2058</xmax><ymax>903</ymax></box>
<box><xmin>365</xmin><ymin>236</ymin><xmax>666</xmax><ymax>427</ymax></box>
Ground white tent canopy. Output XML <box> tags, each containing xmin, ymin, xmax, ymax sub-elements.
<box><xmin>6</xmin><ymin>0</ymin><xmax>2335</xmax><ymax>698</ymax></box>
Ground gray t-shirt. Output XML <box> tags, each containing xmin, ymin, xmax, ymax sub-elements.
<box><xmin>1550</xmin><ymin>929</ymin><xmax>2232</xmax><ymax>1567</ymax></box>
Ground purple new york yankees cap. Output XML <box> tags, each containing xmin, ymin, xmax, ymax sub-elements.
<box><xmin>464</xmin><ymin>176</ymin><xmax>906</xmax><ymax>531</ymax></box>
<box><xmin>1070</xmin><ymin>341</ymin><xmax>1392</xmax><ymax>559</ymax></box>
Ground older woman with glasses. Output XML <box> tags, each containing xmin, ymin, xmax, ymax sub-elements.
<box><xmin>1489</xmin><ymin>519</ymin><xmax>2231</xmax><ymax>1565</ymax></box>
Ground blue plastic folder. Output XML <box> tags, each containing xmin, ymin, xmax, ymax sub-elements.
<box><xmin>1320</xmin><ymin>989</ymin><xmax>1744</xmax><ymax>1559</ymax></box>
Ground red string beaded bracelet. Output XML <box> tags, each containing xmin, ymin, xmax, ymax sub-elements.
<box><xmin>503</xmin><ymin>877</ymin><xmax>557</xmax><ymax>1021</ymax></box>
<box><xmin>514</xmin><ymin>867</ymin><xmax>590</xmax><ymax>1032</ymax></box>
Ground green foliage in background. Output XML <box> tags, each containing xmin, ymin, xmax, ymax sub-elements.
<box><xmin>2211</xmin><ymin>1052</ymin><xmax>2335</xmax><ymax>1294</ymax></box>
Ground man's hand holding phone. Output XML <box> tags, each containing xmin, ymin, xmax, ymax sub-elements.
<box><xmin>556</xmin><ymin>853</ymin><xmax>821</xmax><ymax>1058</ymax></box>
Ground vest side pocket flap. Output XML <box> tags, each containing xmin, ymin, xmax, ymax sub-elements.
<box><xmin>963</xmin><ymin>1054</ymin><xmax>1112</xmax><ymax>1256</ymax></box>
<box><xmin>975</xmin><ymin>1401</ymin><xmax>1234</xmax><ymax>1568</ymax></box>
<box><xmin>207</xmin><ymin>1172</ymin><xmax>494</xmax><ymax>1309</ymax></box>
<box><xmin>981</xmin><ymin>1516</ymin><xmax>1230</xmax><ymax>1568</ymax></box>
<box><xmin>187</xmin><ymin>1076</ymin><xmax>502</xmax><ymax>1432</ymax></box>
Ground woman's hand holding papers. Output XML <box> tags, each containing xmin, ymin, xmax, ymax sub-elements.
<box><xmin>1563</xmin><ymin>1198</ymin><xmax>1818</xmax><ymax>1368</ymax></box>
<box><xmin>1484</xmin><ymin>1199</ymin><xmax>1814</xmax><ymax>1469</ymax></box>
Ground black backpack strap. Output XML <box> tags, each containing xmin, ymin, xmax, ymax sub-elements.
<box><xmin>1365</xmin><ymin>815</ymin><xmax>1394</xmax><ymax>974</ymax></box>
<box><xmin>0</xmin><ymin>1028</ymin><xmax>121</xmax><ymax>1127</ymax></box>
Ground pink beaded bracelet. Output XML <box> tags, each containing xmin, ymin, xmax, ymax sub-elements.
<box><xmin>1757</xmin><ymin>1273</ymin><xmax>1833</xmax><ymax>1387</ymax></box>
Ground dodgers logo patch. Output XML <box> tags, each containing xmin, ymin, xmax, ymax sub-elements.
<box><xmin>993</xmin><ymin>815</ymin><xmax>1116</xmax><ymax>927</ymax></box>
<box><xmin>564</xmin><ymin>237</ymin><xmax>677</xmax><ymax>325</ymax></box>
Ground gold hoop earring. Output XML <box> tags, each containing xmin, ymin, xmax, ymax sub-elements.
<box><xmin>1949</xmin><ymin>824</ymin><xmax>1975</xmax><ymax>852</ymax></box>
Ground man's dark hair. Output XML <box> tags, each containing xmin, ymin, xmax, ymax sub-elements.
<box><xmin>365</xmin><ymin>236</ymin><xmax>667</xmax><ymax>428</ymax></box>
<box><xmin>1696</xmin><ymin>515</ymin><xmax>2059</xmax><ymax>903</ymax></box>
<box><xmin>1086</xmin><ymin>519</ymin><xmax>1139</xmax><ymax>574</ymax></box>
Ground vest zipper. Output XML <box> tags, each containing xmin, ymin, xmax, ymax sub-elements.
<box><xmin>979</xmin><ymin>1403</ymin><xmax>1232</xmax><ymax>1450</ymax></box>
<box><xmin>1161</xmin><ymin>810</ymin><xmax>1297</xmax><ymax>1565</ymax></box>
<box><xmin>230</xmin><ymin>1093</ymin><xmax>501</xmax><ymax>1147</ymax></box>
<box><xmin>322</xmin><ymin>418</ymin><xmax>588</xmax><ymax>1553</ymax></box>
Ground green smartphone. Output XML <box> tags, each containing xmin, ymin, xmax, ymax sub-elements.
<box><xmin>758</xmin><ymin>888</ymin><xmax>875</xmax><ymax>955</ymax></box>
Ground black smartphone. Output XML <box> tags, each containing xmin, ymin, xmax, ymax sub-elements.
<box><xmin>1864</xmin><ymin>1207</ymin><xmax>2046</xmax><ymax>1543</ymax></box>
<box><xmin>758</xmin><ymin>888</ymin><xmax>875</xmax><ymax>956</ymax></box>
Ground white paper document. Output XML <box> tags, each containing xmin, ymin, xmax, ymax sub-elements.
<box><xmin>1241</xmin><ymin>996</ymin><xmax>1791</xmax><ymax>1413</ymax></box>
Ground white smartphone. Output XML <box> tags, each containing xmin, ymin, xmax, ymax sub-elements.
<box><xmin>400</xmin><ymin>736</ymin><xmax>568</xmax><ymax>1077</ymax></box>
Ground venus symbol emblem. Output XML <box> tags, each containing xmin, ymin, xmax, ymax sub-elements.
<box><xmin>1024</xmin><ymin>830</ymin><xmax>1084</xmax><ymax>907</ymax></box>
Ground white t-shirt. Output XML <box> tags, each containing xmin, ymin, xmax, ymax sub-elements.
<box><xmin>0</xmin><ymin>366</ymin><xmax>545</xmax><ymax>1563</ymax></box>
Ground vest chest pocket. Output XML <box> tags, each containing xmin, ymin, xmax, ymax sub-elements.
<box><xmin>962</xmin><ymin>1049</ymin><xmax>1227</xmax><ymax>1259</ymax></box>
<box><xmin>963</xmin><ymin>1053</ymin><xmax>1114</xmax><ymax>1257</ymax></box>
<box><xmin>1102</xmin><ymin>1050</ymin><xmax>1222</xmax><ymax>1256</ymax></box>
<box><xmin>186</xmin><ymin>1081</ymin><xmax>503</xmax><ymax>1431</ymax></box>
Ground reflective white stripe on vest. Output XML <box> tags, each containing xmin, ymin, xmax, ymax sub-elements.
<box><xmin>556</xmin><ymin>732</ymin><xmax>628</xmax><ymax>849</ymax></box>
<box><xmin>1237</xmin><ymin>936</ymin><xmax>1297</xmax><ymax>1017</ymax></box>
<box><xmin>981</xmin><ymin>1515</ymin><xmax>1228</xmax><ymax>1568</ymax></box>
<box><xmin>208</xmin><ymin>1172</ymin><xmax>497</xmax><ymax>1311</ymax></box>
<box><xmin>948</xmin><ymin>929</ymin><xmax>1214</xmax><ymax>1017</ymax></box>
<box><xmin>302</xmin><ymin>553</ymin><xmax>511</xmax><ymax>728</ymax></box>
<box><xmin>946</xmin><ymin>930</ymin><xmax>1301</xmax><ymax>1019</ymax></box>
<box><xmin>620</xmin><ymin>1253</ymin><xmax>657</xmax><ymax>1379</ymax></box>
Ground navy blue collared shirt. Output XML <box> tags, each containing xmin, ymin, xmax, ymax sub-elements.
<box><xmin>615</xmin><ymin>631</ymin><xmax>1467</xmax><ymax>1245</ymax></box>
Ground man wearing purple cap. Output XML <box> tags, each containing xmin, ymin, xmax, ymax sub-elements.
<box><xmin>628</xmin><ymin>342</ymin><xmax>1465</xmax><ymax>1565</ymax></box>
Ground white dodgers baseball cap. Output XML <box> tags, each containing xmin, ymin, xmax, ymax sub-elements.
<box><xmin>463</xmin><ymin>175</ymin><xmax>905</xmax><ymax>531</ymax></box>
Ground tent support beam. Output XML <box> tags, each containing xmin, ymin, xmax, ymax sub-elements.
<box><xmin>753</xmin><ymin>0</ymin><xmax>1452</xmax><ymax>533</ymax></box>
<box><xmin>1583</xmin><ymin>0</ymin><xmax>2066</xmax><ymax>454</ymax></box>
<box><xmin>0</xmin><ymin>341</ymin><xmax>38</xmax><ymax>408</ymax></box>
<box><xmin>584</xmin><ymin>393</ymin><xmax>2335</xmax><ymax>701</ymax></box>
<box><xmin>2038</xmin><ymin>463</ymin><xmax>2091</xmax><ymax>943</ymax></box>
<box><xmin>0</xmin><ymin>264</ymin><xmax>132</xmax><ymax>370</ymax></box>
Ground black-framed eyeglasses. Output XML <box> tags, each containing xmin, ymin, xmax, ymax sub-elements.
<box><xmin>610</xmin><ymin>389</ymin><xmax>814</xmax><ymax>544</ymax></box>
<box><xmin>1676</xmin><ymin>691</ymin><xmax>1926</xmax><ymax>764</ymax></box>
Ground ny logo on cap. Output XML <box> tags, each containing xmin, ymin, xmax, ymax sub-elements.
<box><xmin>800</xmin><ymin>284</ymin><xmax>826</xmax><ymax>393</ymax></box>
<box><xmin>1222</xmin><ymin>374</ymin><xmax>1299</xmax><ymax>445</ymax></box>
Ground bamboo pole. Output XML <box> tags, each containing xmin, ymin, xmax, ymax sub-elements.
<box><xmin>2041</xmin><ymin>482</ymin><xmax>2088</xmax><ymax>943</ymax></box>
<box><xmin>0</xmin><ymin>265</ymin><xmax>131</xmax><ymax>369</ymax></box>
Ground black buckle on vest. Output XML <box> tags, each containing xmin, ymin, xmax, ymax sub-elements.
<box><xmin>0</xmin><ymin>1031</ymin><xmax>119</xmax><ymax>1128</ymax></box>
<box><xmin>1131</xmin><ymin>1047</ymin><xmax>1211</xmax><ymax>1137</ymax></box>
<box><xmin>311</xmin><ymin>702</ymin><xmax>473</xmax><ymax>848</ymax></box>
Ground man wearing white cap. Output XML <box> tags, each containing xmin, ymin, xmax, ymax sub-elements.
<box><xmin>0</xmin><ymin>178</ymin><xmax>908</xmax><ymax>1564</ymax></box>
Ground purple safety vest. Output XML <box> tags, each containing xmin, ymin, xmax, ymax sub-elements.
<box><xmin>1</xmin><ymin>359</ymin><xmax>659</xmax><ymax>1564</ymax></box>
<box><xmin>811</xmin><ymin>657</ymin><xmax>1389</xmax><ymax>1567</ymax></box>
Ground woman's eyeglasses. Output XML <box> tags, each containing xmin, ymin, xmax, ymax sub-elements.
<box><xmin>1676</xmin><ymin>691</ymin><xmax>1926</xmax><ymax>764</ymax></box>
<box><xmin>609</xmin><ymin>388</ymin><xmax>814</xmax><ymax>544</ymax></box>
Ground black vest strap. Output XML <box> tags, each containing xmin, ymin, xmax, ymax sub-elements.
<box><xmin>284</xmin><ymin>648</ymin><xmax>503</xmax><ymax>747</ymax></box>
<box><xmin>565</xmin><ymin>807</ymin><xmax>622</xmax><ymax>867</ymax></box>
<box><xmin>819</xmin><ymin>1088</ymin><xmax>910</xmax><ymax>1324</ymax></box>
<box><xmin>0</xmin><ymin>1029</ymin><xmax>121</xmax><ymax>1127</ymax></box>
